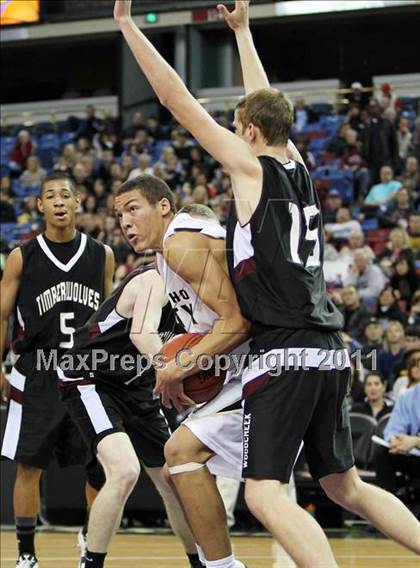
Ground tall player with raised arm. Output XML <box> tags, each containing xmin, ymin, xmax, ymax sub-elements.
<box><xmin>114</xmin><ymin>1</ymin><xmax>420</xmax><ymax>565</ymax></box>
<box><xmin>1</xmin><ymin>173</ymin><xmax>115</xmax><ymax>568</ymax></box>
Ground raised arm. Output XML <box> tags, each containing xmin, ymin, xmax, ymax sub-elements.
<box><xmin>113</xmin><ymin>0</ymin><xmax>259</xmax><ymax>180</ymax></box>
<box><xmin>217</xmin><ymin>1</ymin><xmax>269</xmax><ymax>93</ymax></box>
<box><xmin>218</xmin><ymin>0</ymin><xmax>306</xmax><ymax>168</ymax></box>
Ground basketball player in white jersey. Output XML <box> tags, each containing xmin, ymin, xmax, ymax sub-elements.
<box><xmin>115</xmin><ymin>178</ymin><xmax>249</xmax><ymax>568</ymax></box>
<box><xmin>114</xmin><ymin>0</ymin><xmax>420</xmax><ymax>566</ymax></box>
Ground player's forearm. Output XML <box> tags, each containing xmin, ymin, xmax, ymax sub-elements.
<box><xmin>234</xmin><ymin>28</ymin><xmax>270</xmax><ymax>94</ymax></box>
<box><xmin>117</xmin><ymin>18</ymin><xmax>187</xmax><ymax>109</ymax></box>
<box><xmin>175</xmin><ymin>316</ymin><xmax>250</xmax><ymax>379</ymax></box>
<box><xmin>130</xmin><ymin>329</ymin><xmax>162</xmax><ymax>360</ymax></box>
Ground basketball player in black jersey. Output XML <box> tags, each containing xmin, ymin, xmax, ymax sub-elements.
<box><xmin>0</xmin><ymin>173</ymin><xmax>115</xmax><ymax>568</ymax></box>
<box><xmin>115</xmin><ymin>0</ymin><xmax>420</xmax><ymax>564</ymax></box>
<box><xmin>58</xmin><ymin>181</ymin><xmax>200</xmax><ymax>568</ymax></box>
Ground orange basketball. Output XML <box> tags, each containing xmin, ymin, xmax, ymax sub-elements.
<box><xmin>162</xmin><ymin>332</ymin><xmax>225</xmax><ymax>404</ymax></box>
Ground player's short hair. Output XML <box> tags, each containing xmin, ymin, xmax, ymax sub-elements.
<box><xmin>235</xmin><ymin>88</ymin><xmax>294</xmax><ymax>146</ymax></box>
<box><xmin>117</xmin><ymin>174</ymin><xmax>177</xmax><ymax>214</ymax></box>
<box><xmin>178</xmin><ymin>203</ymin><xmax>218</xmax><ymax>221</ymax></box>
<box><xmin>40</xmin><ymin>173</ymin><xmax>77</xmax><ymax>196</ymax></box>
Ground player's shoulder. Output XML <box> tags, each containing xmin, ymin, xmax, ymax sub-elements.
<box><xmin>3</xmin><ymin>246</ymin><xmax>23</xmax><ymax>275</ymax></box>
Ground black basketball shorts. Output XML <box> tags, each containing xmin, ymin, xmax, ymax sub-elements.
<box><xmin>1</xmin><ymin>355</ymin><xmax>87</xmax><ymax>469</ymax></box>
<box><xmin>241</xmin><ymin>341</ymin><xmax>355</xmax><ymax>482</ymax></box>
<box><xmin>60</xmin><ymin>372</ymin><xmax>170</xmax><ymax>468</ymax></box>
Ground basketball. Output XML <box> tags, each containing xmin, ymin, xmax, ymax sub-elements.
<box><xmin>162</xmin><ymin>332</ymin><xmax>225</xmax><ymax>404</ymax></box>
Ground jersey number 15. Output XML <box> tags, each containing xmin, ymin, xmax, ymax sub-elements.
<box><xmin>289</xmin><ymin>203</ymin><xmax>321</xmax><ymax>268</ymax></box>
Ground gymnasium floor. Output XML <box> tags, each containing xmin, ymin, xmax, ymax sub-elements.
<box><xmin>1</xmin><ymin>530</ymin><xmax>418</xmax><ymax>567</ymax></box>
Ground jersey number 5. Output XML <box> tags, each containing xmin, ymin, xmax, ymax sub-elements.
<box><xmin>59</xmin><ymin>312</ymin><xmax>76</xmax><ymax>349</ymax></box>
<box><xmin>289</xmin><ymin>203</ymin><xmax>321</xmax><ymax>268</ymax></box>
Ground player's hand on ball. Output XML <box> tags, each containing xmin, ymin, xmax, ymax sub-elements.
<box><xmin>217</xmin><ymin>1</ymin><xmax>249</xmax><ymax>31</ymax></box>
<box><xmin>114</xmin><ymin>0</ymin><xmax>132</xmax><ymax>24</ymax></box>
<box><xmin>154</xmin><ymin>365</ymin><xmax>195</xmax><ymax>412</ymax></box>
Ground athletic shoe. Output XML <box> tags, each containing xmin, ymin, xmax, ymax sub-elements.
<box><xmin>15</xmin><ymin>554</ymin><xmax>39</xmax><ymax>568</ymax></box>
<box><xmin>77</xmin><ymin>528</ymin><xmax>88</xmax><ymax>566</ymax></box>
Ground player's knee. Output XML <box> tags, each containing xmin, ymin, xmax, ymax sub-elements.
<box><xmin>107</xmin><ymin>458</ymin><xmax>141</xmax><ymax>491</ymax></box>
<box><xmin>244</xmin><ymin>484</ymin><xmax>265</xmax><ymax>521</ymax></box>
<box><xmin>320</xmin><ymin>467</ymin><xmax>361</xmax><ymax>506</ymax></box>
<box><xmin>164</xmin><ymin>435</ymin><xmax>196</xmax><ymax>466</ymax></box>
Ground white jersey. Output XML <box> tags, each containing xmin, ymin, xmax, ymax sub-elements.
<box><xmin>156</xmin><ymin>212</ymin><xmax>226</xmax><ymax>334</ymax></box>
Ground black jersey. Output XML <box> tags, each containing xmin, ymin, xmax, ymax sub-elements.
<box><xmin>60</xmin><ymin>266</ymin><xmax>182</xmax><ymax>386</ymax></box>
<box><xmin>13</xmin><ymin>232</ymin><xmax>105</xmax><ymax>357</ymax></box>
<box><xmin>226</xmin><ymin>156</ymin><xmax>343</xmax><ymax>339</ymax></box>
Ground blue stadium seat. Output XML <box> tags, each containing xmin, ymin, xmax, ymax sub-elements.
<box><xmin>361</xmin><ymin>218</ymin><xmax>379</xmax><ymax>232</ymax></box>
<box><xmin>60</xmin><ymin>132</ymin><xmax>76</xmax><ymax>144</ymax></box>
<box><xmin>39</xmin><ymin>134</ymin><xmax>60</xmax><ymax>149</ymax></box>
<box><xmin>36</xmin><ymin>148</ymin><xmax>59</xmax><ymax>169</ymax></box>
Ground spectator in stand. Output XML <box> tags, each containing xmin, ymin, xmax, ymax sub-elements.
<box><xmin>157</xmin><ymin>154</ymin><xmax>184</xmax><ymax>191</ymax></box>
<box><xmin>364</xmin><ymin>165</ymin><xmax>401</xmax><ymax>207</ymax></box>
<box><xmin>373</xmin><ymin>383</ymin><xmax>420</xmax><ymax>495</ymax></box>
<box><xmin>407</xmin><ymin>213</ymin><xmax>420</xmax><ymax>259</ymax></box>
<box><xmin>77</xmin><ymin>105</ymin><xmax>104</xmax><ymax>141</ymax></box>
<box><xmin>134</xmin><ymin>129</ymin><xmax>153</xmax><ymax>155</ymax></box>
<box><xmin>92</xmin><ymin>179</ymin><xmax>107</xmax><ymax>210</ymax></box>
<box><xmin>361</xmin><ymin>317</ymin><xmax>384</xmax><ymax>370</ymax></box>
<box><xmin>19</xmin><ymin>156</ymin><xmax>47</xmax><ymax>189</ymax></box>
<box><xmin>340</xmin><ymin>128</ymin><xmax>370</xmax><ymax>199</ymax></box>
<box><xmin>392</xmin><ymin>348</ymin><xmax>420</xmax><ymax>404</ymax></box>
<box><xmin>72</xmin><ymin>161</ymin><xmax>93</xmax><ymax>192</ymax></box>
<box><xmin>322</xmin><ymin>189</ymin><xmax>343</xmax><ymax>224</ymax></box>
<box><xmin>17</xmin><ymin>195</ymin><xmax>41</xmax><ymax>227</ymax></box>
<box><xmin>9</xmin><ymin>130</ymin><xmax>35</xmax><ymax>172</ymax></box>
<box><xmin>378</xmin><ymin>83</ymin><xmax>397</xmax><ymax>113</ymax></box>
<box><xmin>191</xmin><ymin>185</ymin><xmax>209</xmax><ymax>206</ymax></box>
<box><xmin>128</xmin><ymin>153</ymin><xmax>154</xmax><ymax>179</ymax></box>
<box><xmin>146</xmin><ymin>116</ymin><xmax>165</xmax><ymax>141</ymax></box>
<box><xmin>397</xmin><ymin>117</ymin><xmax>413</xmax><ymax>169</ymax></box>
<box><xmin>343</xmin><ymin>248</ymin><xmax>387</xmax><ymax>306</ymax></box>
<box><xmin>77</xmin><ymin>136</ymin><xmax>96</xmax><ymax>159</ymax></box>
<box><xmin>340</xmin><ymin>285</ymin><xmax>372</xmax><ymax>342</ymax></box>
<box><xmin>400</xmin><ymin>156</ymin><xmax>420</xmax><ymax>197</ymax></box>
<box><xmin>294</xmin><ymin>135</ymin><xmax>316</xmax><ymax>170</ymax></box>
<box><xmin>171</xmin><ymin>127</ymin><xmax>192</xmax><ymax>160</ymax></box>
<box><xmin>379</xmin><ymin>186</ymin><xmax>413</xmax><ymax>229</ymax></box>
<box><xmin>351</xmin><ymin>372</ymin><xmax>393</xmax><ymax>420</ymax></box>
<box><xmin>96</xmin><ymin>131</ymin><xmax>124</xmax><ymax>157</ymax></box>
<box><xmin>187</xmin><ymin>146</ymin><xmax>215</xmax><ymax>178</ymax></box>
<box><xmin>122</xmin><ymin>111</ymin><xmax>146</xmax><ymax>143</ymax></box>
<box><xmin>60</xmin><ymin>143</ymin><xmax>77</xmax><ymax>170</ymax></box>
<box><xmin>377</xmin><ymin>321</ymin><xmax>406</xmax><ymax>388</ymax></box>
<box><xmin>339</xmin><ymin>229</ymin><xmax>375</xmax><ymax>263</ymax></box>
<box><xmin>324</xmin><ymin>207</ymin><xmax>363</xmax><ymax>243</ymax></box>
<box><xmin>294</xmin><ymin>97</ymin><xmax>308</xmax><ymax>133</ymax></box>
<box><xmin>0</xmin><ymin>188</ymin><xmax>17</xmax><ymax>223</ymax></box>
<box><xmin>83</xmin><ymin>195</ymin><xmax>98</xmax><ymax>214</ymax></box>
<box><xmin>348</xmin><ymin>81</ymin><xmax>369</xmax><ymax>109</ymax></box>
<box><xmin>376</xmin><ymin>286</ymin><xmax>407</xmax><ymax>327</ymax></box>
<box><xmin>408</xmin><ymin>292</ymin><xmax>420</xmax><ymax>326</ymax></box>
<box><xmin>390</xmin><ymin>256</ymin><xmax>419</xmax><ymax>307</ymax></box>
<box><xmin>345</xmin><ymin>103</ymin><xmax>366</xmax><ymax>133</ymax></box>
<box><xmin>377</xmin><ymin>228</ymin><xmax>413</xmax><ymax>265</ymax></box>
<box><xmin>326</xmin><ymin>123</ymin><xmax>351</xmax><ymax>158</ymax></box>
<box><xmin>120</xmin><ymin>155</ymin><xmax>135</xmax><ymax>181</ymax></box>
<box><xmin>362</xmin><ymin>99</ymin><xmax>398</xmax><ymax>183</ymax></box>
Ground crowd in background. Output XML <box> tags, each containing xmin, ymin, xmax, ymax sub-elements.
<box><xmin>1</xmin><ymin>88</ymin><xmax>419</xmax><ymax>491</ymax></box>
